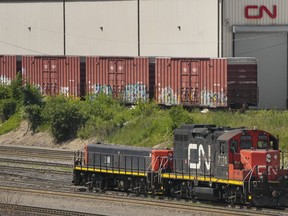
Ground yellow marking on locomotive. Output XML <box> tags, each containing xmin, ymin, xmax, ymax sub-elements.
<box><xmin>161</xmin><ymin>173</ymin><xmax>243</xmax><ymax>186</ymax></box>
<box><xmin>74</xmin><ymin>166</ymin><xmax>147</xmax><ymax>176</ymax></box>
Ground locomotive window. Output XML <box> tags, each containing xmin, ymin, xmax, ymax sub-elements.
<box><xmin>220</xmin><ymin>142</ymin><xmax>225</xmax><ymax>155</ymax></box>
<box><xmin>230</xmin><ymin>140</ymin><xmax>238</xmax><ymax>153</ymax></box>
<box><xmin>240</xmin><ymin>141</ymin><xmax>252</xmax><ymax>149</ymax></box>
<box><xmin>257</xmin><ymin>140</ymin><xmax>268</xmax><ymax>149</ymax></box>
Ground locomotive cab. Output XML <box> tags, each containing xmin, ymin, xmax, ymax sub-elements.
<box><xmin>225</xmin><ymin>129</ymin><xmax>288</xmax><ymax>206</ymax></box>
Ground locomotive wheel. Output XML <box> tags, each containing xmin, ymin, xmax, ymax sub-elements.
<box><xmin>171</xmin><ymin>186</ymin><xmax>181</xmax><ymax>199</ymax></box>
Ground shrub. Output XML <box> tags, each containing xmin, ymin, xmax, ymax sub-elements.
<box><xmin>131</xmin><ymin>101</ymin><xmax>159</xmax><ymax>117</ymax></box>
<box><xmin>42</xmin><ymin>96</ymin><xmax>68</xmax><ymax>124</ymax></box>
<box><xmin>10</xmin><ymin>72</ymin><xmax>23</xmax><ymax>102</ymax></box>
<box><xmin>168</xmin><ymin>106</ymin><xmax>193</xmax><ymax>129</ymax></box>
<box><xmin>0</xmin><ymin>85</ymin><xmax>11</xmax><ymax>99</ymax></box>
<box><xmin>0</xmin><ymin>99</ymin><xmax>17</xmax><ymax>121</ymax></box>
<box><xmin>24</xmin><ymin>104</ymin><xmax>43</xmax><ymax>133</ymax></box>
<box><xmin>22</xmin><ymin>82</ymin><xmax>43</xmax><ymax>106</ymax></box>
<box><xmin>50</xmin><ymin>102</ymin><xmax>86</xmax><ymax>143</ymax></box>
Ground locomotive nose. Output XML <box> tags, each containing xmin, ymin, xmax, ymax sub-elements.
<box><xmin>241</xmin><ymin>149</ymin><xmax>280</xmax><ymax>181</ymax></box>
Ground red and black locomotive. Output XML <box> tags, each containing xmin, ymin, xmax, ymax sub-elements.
<box><xmin>73</xmin><ymin>124</ymin><xmax>288</xmax><ymax>207</ymax></box>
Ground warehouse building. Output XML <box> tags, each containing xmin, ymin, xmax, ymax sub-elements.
<box><xmin>0</xmin><ymin>0</ymin><xmax>287</xmax><ymax>109</ymax></box>
<box><xmin>222</xmin><ymin>0</ymin><xmax>288</xmax><ymax>109</ymax></box>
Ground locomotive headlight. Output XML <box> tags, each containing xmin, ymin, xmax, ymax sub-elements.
<box><xmin>266</xmin><ymin>154</ymin><xmax>271</xmax><ymax>163</ymax></box>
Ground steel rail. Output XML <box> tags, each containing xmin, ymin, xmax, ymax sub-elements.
<box><xmin>0</xmin><ymin>185</ymin><xmax>281</xmax><ymax>216</ymax></box>
<box><xmin>0</xmin><ymin>157</ymin><xmax>72</xmax><ymax>168</ymax></box>
<box><xmin>0</xmin><ymin>203</ymin><xmax>107</xmax><ymax>216</ymax></box>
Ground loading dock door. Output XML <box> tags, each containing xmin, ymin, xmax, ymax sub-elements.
<box><xmin>234</xmin><ymin>32</ymin><xmax>287</xmax><ymax>109</ymax></box>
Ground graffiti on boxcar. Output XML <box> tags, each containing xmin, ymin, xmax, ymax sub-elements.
<box><xmin>42</xmin><ymin>83</ymin><xmax>58</xmax><ymax>95</ymax></box>
<box><xmin>124</xmin><ymin>83</ymin><xmax>148</xmax><ymax>103</ymax></box>
<box><xmin>200</xmin><ymin>89</ymin><xmax>227</xmax><ymax>107</ymax></box>
<box><xmin>0</xmin><ymin>75</ymin><xmax>12</xmax><ymax>85</ymax></box>
<box><xmin>159</xmin><ymin>87</ymin><xmax>179</xmax><ymax>105</ymax></box>
<box><xmin>93</xmin><ymin>84</ymin><xmax>113</xmax><ymax>95</ymax></box>
<box><xmin>60</xmin><ymin>87</ymin><xmax>69</xmax><ymax>96</ymax></box>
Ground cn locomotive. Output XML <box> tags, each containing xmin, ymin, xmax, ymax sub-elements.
<box><xmin>73</xmin><ymin>124</ymin><xmax>288</xmax><ymax>207</ymax></box>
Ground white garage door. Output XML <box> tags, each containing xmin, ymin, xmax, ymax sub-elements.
<box><xmin>235</xmin><ymin>32</ymin><xmax>287</xmax><ymax>109</ymax></box>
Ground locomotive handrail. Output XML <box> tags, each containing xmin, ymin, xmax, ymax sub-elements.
<box><xmin>157</xmin><ymin>157</ymin><xmax>169</xmax><ymax>183</ymax></box>
<box><xmin>76</xmin><ymin>150</ymin><xmax>150</xmax><ymax>175</ymax></box>
<box><xmin>243</xmin><ymin>165</ymin><xmax>258</xmax><ymax>194</ymax></box>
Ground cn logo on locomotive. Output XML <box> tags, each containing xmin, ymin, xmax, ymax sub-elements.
<box><xmin>245</xmin><ymin>5</ymin><xmax>277</xmax><ymax>19</ymax></box>
<box><xmin>188</xmin><ymin>144</ymin><xmax>211</xmax><ymax>171</ymax></box>
<box><xmin>257</xmin><ymin>165</ymin><xmax>278</xmax><ymax>176</ymax></box>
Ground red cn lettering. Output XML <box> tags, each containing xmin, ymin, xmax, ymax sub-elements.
<box><xmin>245</xmin><ymin>5</ymin><xmax>277</xmax><ymax>19</ymax></box>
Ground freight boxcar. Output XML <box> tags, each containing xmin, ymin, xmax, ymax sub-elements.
<box><xmin>85</xmin><ymin>56</ymin><xmax>150</xmax><ymax>103</ymax></box>
<box><xmin>0</xmin><ymin>55</ymin><xmax>17</xmax><ymax>85</ymax></box>
<box><xmin>21</xmin><ymin>56</ymin><xmax>81</xmax><ymax>97</ymax></box>
<box><xmin>0</xmin><ymin>54</ymin><xmax>258</xmax><ymax>109</ymax></box>
<box><xmin>154</xmin><ymin>57</ymin><xmax>257</xmax><ymax>108</ymax></box>
<box><xmin>227</xmin><ymin>57</ymin><xmax>258</xmax><ymax>108</ymax></box>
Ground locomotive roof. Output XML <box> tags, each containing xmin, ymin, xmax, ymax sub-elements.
<box><xmin>217</xmin><ymin>129</ymin><xmax>246</xmax><ymax>141</ymax></box>
<box><xmin>177</xmin><ymin>124</ymin><xmax>217</xmax><ymax>130</ymax></box>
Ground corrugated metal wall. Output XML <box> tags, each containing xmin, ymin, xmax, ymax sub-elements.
<box><xmin>222</xmin><ymin>0</ymin><xmax>288</xmax><ymax>56</ymax></box>
<box><xmin>222</xmin><ymin>0</ymin><xmax>288</xmax><ymax>109</ymax></box>
<box><xmin>65</xmin><ymin>1</ymin><xmax>138</xmax><ymax>56</ymax></box>
<box><xmin>0</xmin><ymin>2</ymin><xmax>64</xmax><ymax>55</ymax></box>
<box><xmin>141</xmin><ymin>0</ymin><xmax>219</xmax><ymax>57</ymax></box>
<box><xmin>0</xmin><ymin>1</ymin><xmax>220</xmax><ymax>57</ymax></box>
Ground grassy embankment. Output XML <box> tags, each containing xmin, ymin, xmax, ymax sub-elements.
<box><xmin>1</xmin><ymin>96</ymin><xmax>288</xmax><ymax>154</ymax></box>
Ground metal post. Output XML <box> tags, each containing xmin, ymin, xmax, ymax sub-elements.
<box><xmin>63</xmin><ymin>0</ymin><xmax>66</xmax><ymax>55</ymax></box>
<box><xmin>100</xmin><ymin>154</ymin><xmax>102</xmax><ymax>172</ymax></box>
<box><xmin>93</xmin><ymin>152</ymin><xmax>95</xmax><ymax>171</ymax></box>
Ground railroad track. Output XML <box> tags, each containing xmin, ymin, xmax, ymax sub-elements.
<box><xmin>0</xmin><ymin>157</ymin><xmax>72</xmax><ymax>168</ymax></box>
<box><xmin>0</xmin><ymin>164</ymin><xmax>71</xmax><ymax>175</ymax></box>
<box><xmin>0</xmin><ymin>145</ymin><xmax>286</xmax><ymax>215</ymax></box>
<box><xmin>0</xmin><ymin>145</ymin><xmax>74</xmax><ymax>161</ymax></box>
<box><xmin>0</xmin><ymin>185</ymin><xmax>284</xmax><ymax>216</ymax></box>
<box><xmin>0</xmin><ymin>203</ymin><xmax>106</xmax><ymax>216</ymax></box>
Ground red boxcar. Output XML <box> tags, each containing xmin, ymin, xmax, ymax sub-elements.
<box><xmin>86</xmin><ymin>56</ymin><xmax>150</xmax><ymax>103</ymax></box>
<box><xmin>227</xmin><ymin>57</ymin><xmax>258</xmax><ymax>108</ymax></box>
<box><xmin>0</xmin><ymin>55</ymin><xmax>17</xmax><ymax>85</ymax></box>
<box><xmin>22</xmin><ymin>56</ymin><xmax>80</xmax><ymax>97</ymax></box>
<box><xmin>155</xmin><ymin>57</ymin><xmax>257</xmax><ymax>108</ymax></box>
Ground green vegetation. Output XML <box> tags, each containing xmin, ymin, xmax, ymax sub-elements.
<box><xmin>1</xmin><ymin>76</ymin><xmax>288</xmax><ymax>152</ymax></box>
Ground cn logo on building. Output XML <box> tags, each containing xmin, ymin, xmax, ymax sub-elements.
<box><xmin>245</xmin><ymin>5</ymin><xmax>277</xmax><ymax>19</ymax></box>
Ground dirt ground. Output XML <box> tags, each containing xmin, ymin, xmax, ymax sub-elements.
<box><xmin>0</xmin><ymin>121</ymin><xmax>95</xmax><ymax>151</ymax></box>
